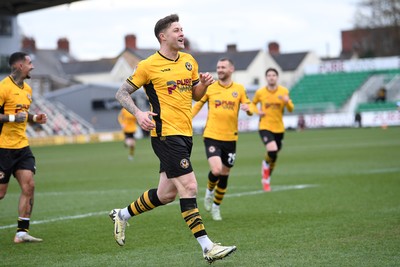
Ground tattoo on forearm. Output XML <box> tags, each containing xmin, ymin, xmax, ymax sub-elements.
<box><xmin>115</xmin><ymin>82</ymin><xmax>140</xmax><ymax>115</ymax></box>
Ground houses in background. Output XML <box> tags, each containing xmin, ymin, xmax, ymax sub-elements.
<box><xmin>15</xmin><ymin>34</ymin><xmax>320</xmax><ymax>94</ymax></box>
<box><xmin>5</xmin><ymin>34</ymin><xmax>319</xmax><ymax>131</ymax></box>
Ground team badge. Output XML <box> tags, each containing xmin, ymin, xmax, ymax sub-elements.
<box><xmin>0</xmin><ymin>171</ymin><xmax>4</xmax><ymax>180</ymax></box>
<box><xmin>232</xmin><ymin>91</ymin><xmax>238</xmax><ymax>98</ymax></box>
<box><xmin>185</xmin><ymin>62</ymin><xmax>192</xmax><ymax>71</ymax></box>
<box><xmin>180</xmin><ymin>159</ymin><xmax>190</xmax><ymax>169</ymax></box>
<box><xmin>208</xmin><ymin>146</ymin><xmax>216</xmax><ymax>153</ymax></box>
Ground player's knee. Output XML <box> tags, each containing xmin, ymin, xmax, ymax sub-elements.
<box><xmin>0</xmin><ymin>191</ymin><xmax>6</xmax><ymax>200</ymax></box>
<box><xmin>159</xmin><ymin>191</ymin><xmax>177</xmax><ymax>204</ymax></box>
<box><xmin>21</xmin><ymin>180</ymin><xmax>35</xmax><ymax>196</ymax></box>
<box><xmin>184</xmin><ymin>181</ymin><xmax>198</xmax><ymax>197</ymax></box>
<box><xmin>126</xmin><ymin>139</ymin><xmax>133</xmax><ymax>147</ymax></box>
<box><xmin>210</xmin><ymin>166</ymin><xmax>222</xmax><ymax>176</ymax></box>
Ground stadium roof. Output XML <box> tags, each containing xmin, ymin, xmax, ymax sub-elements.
<box><xmin>0</xmin><ymin>0</ymin><xmax>82</xmax><ymax>15</ymax></box>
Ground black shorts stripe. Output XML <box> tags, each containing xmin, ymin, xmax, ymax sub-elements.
<box><xmin>144</xmin><ymin>82</ymin><xmax>162</xmax><ymax>136</ymax></box>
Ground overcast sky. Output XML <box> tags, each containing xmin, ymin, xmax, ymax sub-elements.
<box><xmin>17</xmin><ymin>0</ymin><xmax>358</xmax><ymax>60</ymax></box>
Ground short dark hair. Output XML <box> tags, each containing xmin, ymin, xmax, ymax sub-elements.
<box><xmin>9</xmin><ymin>52</ymin><xmax>28</xmax><ymax>67</ymax></box>
<box><xmin>265</xmin><ymin>67</ymin><xmax>279</xmax><ymax>76</ymax></box>
<box><xmin>154</xmin><ymin>14</ymin><xmax>179</xmax><ymax>42</ymax></box>
<box><xmin>218</xmin><ymin>57</ymin><xmax>234</xmax><ymax>66</ymax></box>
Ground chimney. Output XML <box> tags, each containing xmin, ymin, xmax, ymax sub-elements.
<box><xmin>22</xmin><ymin>37</ymin><xmax>36</xmax><ymax>51</ymax></box>
<box><xmin>57</xmin><ymin>38</ymin><xmax>69</xmax><ymax>52</ymax></box>
<box><xmin>268</xmin><ymin>42</ymin><xmax>280</xmax><ymax>55</ymax></box>
<box><xmin>125</xmin><ymin>34</ymin><xmax>137</xmax><ymax>50</ymax></box>
<box><xmin>227</xmin><ymin>44</ymin><xmax>237</xmax><ymax>52</ymax></box>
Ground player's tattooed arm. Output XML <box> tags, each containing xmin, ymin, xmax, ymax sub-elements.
<box><xmin>115</xmin><ymin>81</ymin><xmax>140</xmax><ymax>115</ymax></box>
<box><xmin>116</xmin><ymin>81</ymin><xmax>156</xmax><ymax>131</ymax></box>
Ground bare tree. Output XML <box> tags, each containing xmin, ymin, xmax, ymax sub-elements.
<box><xmin>352</xmin><ymin>0</ymin><xmax>400</xmax><ymax>56</ymax></box>
<box><xmin>355</xmin><ymin>0</ymin><xmax>400</xmax><ymax>28</ymax></box>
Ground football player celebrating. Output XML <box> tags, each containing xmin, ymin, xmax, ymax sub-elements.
<box><xmin>0</xmin><ymin>52</ymin><xmax>47</xmax><ymax>243</ymax></box>
<box><xmin>110</xmin><ymin>14</ymin><xmax>236</xmax><ymax>263</ymax></box>
<box><xmin>192</xmin><ymin>58</ymin><xmax>252</xmax><ymax>221</ymax></box>
<box><xmin>251</xmin><ymin>68</ymin><xmax>294</xmax><ymax>191</ymax></box>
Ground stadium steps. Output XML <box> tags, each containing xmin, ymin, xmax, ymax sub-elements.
<box><xmin>28</xmin><ymin>95</ymin><xmax>95</xmax><ymax>137</ymax></box>
<box><xmin>356</xmin><ymin>101</ymin><xmax>399</xmax><ymax>112</ymax></box>
<box><xmin>290</xmin><ymin>69</ymin><xmax>400</xmax><ymax>114</ymax></box>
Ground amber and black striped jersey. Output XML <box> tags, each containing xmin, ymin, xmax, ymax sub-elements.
<box><xmin>0</xmin><ymin>76</ymin><xmax>33</xmax><ymax>149</ymax></box>
<box><xmin>192</xmin><ymin>81</ymin><xmax>251</xmax><ymax>141</ymax></box>
<box><xmin>251</xmin><ymin>85</ymin><xmax>294</xmax><ymax>133</ymax></box>
<box><xmin>118</xmin><ymin>108</ymin><xmax>137</xmax><ymax>134</ymax></box>
<box><xmin>126</xmin><ymin>51</ymin><xmax>200</xmax><ymax>137</ymax></box>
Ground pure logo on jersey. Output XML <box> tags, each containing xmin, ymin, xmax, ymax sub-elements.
<box><xmin>185</xmin><ymin>62</ymin><xmax>192</xmax><ymax>71</ymax></box>
<box><xmin>264</xmin><ymin>102</ymin><xmax>281</xmax><ymax>109</ymax></box>
<box><xmin>232</xmin><ymin>91</ymin><xmax>238</xmax><ymax>98</ymax></box>
<box><xmin>0</xmin><ymin>171</ymin><xmax>4</xmax><ymax>180</ymax></box>
<box><xmin>166</xmin><ymin>79</ymin><xmax>192</xmax><ymax>94</ymax></box>
<box><xmin>161</xmin><ymin>68</ymin><xmax>171</xmax><ymax>72</ymax></box>
<box><xmin>180</xmin><ymin>158</ymin><xmax>190</xmax><ymax>169</ymax></box>
<box><xmin>16</xmin><ymin>103</ymin><xmax>30</xmax><ymax>112</ymax></box>
<box><xmin>167</xmin><ymin>81</ymin><xmax>177</xmax><ymax>94</ymax></box>
<box><xmin>27</xmin><ymin>94</ymin><xmax>32</xmax><ymax>101</ymax></box>
<box><xmin>215</xmin><ymin>100</ymin><xmax>235</xmax><ymax>110</ymax></box>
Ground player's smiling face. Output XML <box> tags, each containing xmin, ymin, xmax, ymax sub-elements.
<box><xmin>164</xmin><ymin>22</ymin><xmax>185</xmax><ymax>50</ymax></box>
<box><xmin>216</xmin><ymin>61</ymin><xmax>233</xmax><ymax>81</ymax></box>
<box><xmin>18</xmin><ymin>56</ymin><xmax>34</xmax><ymax>79</ymax></box>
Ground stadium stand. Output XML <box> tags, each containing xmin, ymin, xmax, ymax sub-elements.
<box><xmin>27</xmin><ymin>95</ymin><xmax>95</xmax><ymax>138</ymax></box>
<box><xmin>290</xmin><ymin>69</ymin><xmax>400</xmax><ymax>114</ymax></box>
<box><xmin>356</xmin><ymin>101</ymin><xmax>399</xmax><ymax>112</ymax></box>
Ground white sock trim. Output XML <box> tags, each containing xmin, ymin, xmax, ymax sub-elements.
<box><xmin>119</xmin><ymin>207</ymin><xmax>132</xmax><ymax>221</ymax></box>
<box><xmin>197</xmin><ymin>235</ymin><xmax>213</xmax><ymax>252</ymax></box>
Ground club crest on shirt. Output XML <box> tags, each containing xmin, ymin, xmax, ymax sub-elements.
<box><xmin>232</xmin><ymin>91</ymin><xmax>238</xmax><ymax>98</ymax></box>
<box><xmin>180</xmin><ymin>158</ymin><xmax>190</xmax><ymax>169</ymax></box>
<box><xmin>185</xmin><ymin>62</ymin><xmax>192</xmax><ymax>71</ymax></box>
<box><xmin>208</xmin><ymin>146</ymin><xmax>216</xmax><ymax>153</ymax></box>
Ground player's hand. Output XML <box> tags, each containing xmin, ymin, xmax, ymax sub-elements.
<box><xmin>136</xmin><ymin>110</ymin><xmax>157</xmax><ymax>131</ymax></box>
<box><xmin>279</xmin><ymin>95</ymin><xmax>290</xmax><ymax>103</ymax></box>
<box><xmin>199</xmin><ymin>72</ymin><xmax>215</xmax><ymax>87</ymax></box>
<box><xmin>35</xmin><ymin>113</ymin><xmax>47</xmax><ymax>124</ymax></box>
<box><xmin>258</xmin><ymin>110</ymin><xmax>265</xmax><ymax>117</ymax></box>
<box><xmin>15</xmin><ymin>112</ymin><xmax>27</xmax><ymax>123</ymax></box>
<box><xmin>240</xmin><ymin>103</ymin><xmax>250</xmax><ymax>112</ymax></box>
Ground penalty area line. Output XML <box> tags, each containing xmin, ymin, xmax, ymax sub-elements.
<box><xmin>0</xmin><ymin>184</ymin><xmax>316</xmax><ymax>230</ymax></box>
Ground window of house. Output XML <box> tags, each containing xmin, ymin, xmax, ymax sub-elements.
<box><xmin>0</xmin><ymin>54</ymin><xmax>10</xmax><ymax>73</ymax></box>
<box><xmin>0</xmin><ymin>17</ymin><xmax>12</xmax><ymax>36</ymax></box>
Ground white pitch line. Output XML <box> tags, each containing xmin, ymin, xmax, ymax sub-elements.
<box><xmin>0</xmin><ymin>184</ymin><xmax>316</xmax><ymax>230</ymax></box>
<box><xmin>0</xmin><ymin>211</ymin><xmax>108</xmax><ymax>230</ymax></box>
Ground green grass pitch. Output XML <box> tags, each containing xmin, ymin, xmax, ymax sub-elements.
<box><xmin>1</xmin><ymin>127</ymin><xmax>399</xmax><ymax>266</ymax></box>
